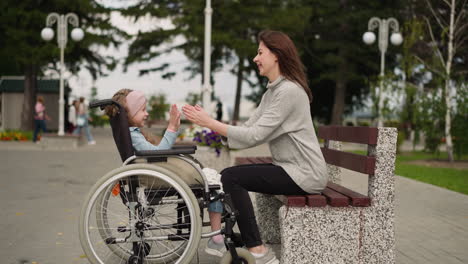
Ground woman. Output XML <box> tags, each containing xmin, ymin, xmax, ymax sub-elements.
<box><xmin>183</xmin><ymin>30</ymin><xmax>328</xmax><ymax>264</ymax></box>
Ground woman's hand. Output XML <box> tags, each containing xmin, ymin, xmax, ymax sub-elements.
<box><xmin>167</xmin><ymin>104</ymin><xmax>181</xmax><ymax>132</ymax></box>
<box><xmin>183</xmin><ymin>104</ymin><xmax>228</xmax><ymax>136</ymax></box>
<box><xmin>182</xmin><ymin>104</ymin><xmax>212</xmax><ymax>127</ymax></box>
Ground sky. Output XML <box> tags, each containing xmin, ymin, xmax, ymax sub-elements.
<box><xmin>66</xmin><ymin>4</ymin><xmax>257</xmax><ymax>118</ymax></box>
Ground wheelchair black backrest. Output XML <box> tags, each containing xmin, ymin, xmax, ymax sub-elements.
<box><xmin>90</xmin><ymin>99</ymin><xmax>134</xmax><ymax>162</ymax></box>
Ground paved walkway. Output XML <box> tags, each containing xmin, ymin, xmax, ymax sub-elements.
<box><xmin>1</xmin><ymin>127</ymin><xmax>467</xmax><ymax>263</ymax></box>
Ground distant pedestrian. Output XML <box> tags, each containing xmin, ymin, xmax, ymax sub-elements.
<box><xmin>216</xmin><ymin>101</ymin><xmax>223</xmax><ymax>121</ymax></box>
<box><xmin>73</xmin><ymin>97</ymin><xmax>96</xmax><ymax>145</ymax></box>
<box><xmin>33</xmin><ymin>96</ymin><xmax>50</xmax><ymax>142</ymax></box>
<box><xmin>67</xmin><ymin>100</ymin><xmax>78</xmax><ymax>133</ymax></box>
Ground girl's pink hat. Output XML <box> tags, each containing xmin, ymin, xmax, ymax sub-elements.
<box><xmin>126</xmin><ymin>90</ymin><xmax>146</xmax><ymax>117</ymax></box>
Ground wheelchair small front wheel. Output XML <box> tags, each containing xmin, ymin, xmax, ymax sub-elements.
<box><xmin>79</xmin><ymin>164</ymin><xmax>202</xmax><ymax>264</ymax></box>
<box><xmin>220</xmin><ymin>248</ymin><xmax>255</xmax><ymax>264</ymax></box>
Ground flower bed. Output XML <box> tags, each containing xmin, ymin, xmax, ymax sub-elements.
<box><xmin>0</xmin><ymin>130</ymin><xmax>32</xmax><ymax>141</ymax></box>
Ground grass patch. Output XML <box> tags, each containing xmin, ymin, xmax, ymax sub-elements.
<box><xmin>395</xmin><ymin>152</ymin><xmax>467</xmax><ymax>195</ymax></box>
<box><xmin>395</xmin><ymin>163</ymin><xmax>467</xmax><ymax>195</ymax></box>
<box><xmin>350</xmin><ymin>150</ymin><xmax>468</xmax><ymax>195</ymax></box>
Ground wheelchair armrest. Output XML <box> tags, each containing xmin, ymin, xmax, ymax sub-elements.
<box><xmin>135</xmin><ymin>146</ymin><xmax>196</xmax><ymax>157</ymax></box>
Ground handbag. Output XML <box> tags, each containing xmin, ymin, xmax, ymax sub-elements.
<box><xmin>77</xmin><ymin>116</ymin><xmax>86</xmax><ymax>126</ymax></box>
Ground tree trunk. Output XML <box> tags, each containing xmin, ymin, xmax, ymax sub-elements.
<box><xmin>232</xmin><ymin>56</ymin><xmax>244</xmax><ymax>123</ymax></box>
<box><xmin>331</xmin><ymin>0</ymin><xmax>348</xmax><ymax>125</ymax></box>
<box><xmin>443</xmin><ymin>0</ymin><xmax>455</xmax><ymax>162</ymax></box>
<box><xmin>21</xmin><ymin>64</ymin><xmax>37</xmax><ymax>131</ymax></box>
<box><xmin>331</xmin><ymin>47</ymin><xmax>347</xmax><ymax>125</ymax></box>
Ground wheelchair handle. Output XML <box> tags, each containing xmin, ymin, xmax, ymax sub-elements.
<box><xmin>89</xmin><ymin>99</ymin><xmax>122</xmax><ymax>110</ymax></box>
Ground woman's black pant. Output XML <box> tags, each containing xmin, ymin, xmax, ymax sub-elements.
<box><xmin>220</xmin><ymin>163</ymin><xmax>308</xmax><ymax>248</ymax></box>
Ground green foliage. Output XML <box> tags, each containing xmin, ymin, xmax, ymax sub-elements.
<box><xmin>185</xmin><ymin>92</ymin><xmax>201</xmax><ymax>106</ymax></box>
<box><xmin>413</xmin><ymin>86</ymin><xmax>445</xmax><ymax>155</ymax></box>
<box><xmin>148</xmin><ymin>94</ymin><xmax>170</xmax><ymax>121</ymax></box>
<box><xmin>301</xmin><ymin>0</ymin><xmax>405</xmax><ymax>123</ymax></box>
<box><xmin>88</xmin><ymin>86</ymin><xmax>109</xmax><ymax>127</ymax></box>
<box><xmin>452</xmin><ymin>84</ymin><xmax>468</xmax><ymax>159</ymax></box>
<box><xmin>0</xmin><ymin>0</ymin><xmax>127</xmax><ymax>77</ymax></box>
<box><xmin>122</xmin><ymin>0</ymin><xmax>313</xmax><ymax>117</ymax></box>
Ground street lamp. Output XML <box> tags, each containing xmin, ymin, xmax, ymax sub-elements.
<box><xmin>202</xmin><ymin>0</ymin><xmax>212</xmax><ymax>109</ymax></box>
<box><xmin>363</xmin><ymin>17</ymin><xmax>403</xmax><ymax>127</ymax></box>
<box><xmin>41</xmin><ymin>13</ymin><xmax>84</xmax><ymax>136</ymax></box>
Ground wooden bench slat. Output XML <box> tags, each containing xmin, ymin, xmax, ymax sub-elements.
<box><xmin>318</xmin><ymin>126</ymin><xmax>378</xmax><ymax>145</ymax></box>
<box><xmin>234</xmin><ymin>157</ymin><xmax>249</xmax><ymax>165</ymax></box>
<box><xmin>276</xmin><ymin>195</ymin><xmax>306</xmax><ymax>207</ymax></box>
<box><xmin>246</xmin><ymin>157</ymin><xmax>262</xmax><ymax>164</ymax></box>
<box><xmin>327</xmin><ymin>182</ymin><xmax>370</xmax><ymax>207</ymax></box>
<box><xmin>258</xmin><ymin>157</ymin><xmax>273</xmax><ymax>163</ymax></box>
<box><xmin>322</xmin><ymin>187</ymin><xmax>349</xmax><ymax>207</ymax></box>
<box><xmin>307</xmin><ymin>194</ymin><xmax>327</xmax><ymax>207</ymax></box>
<box><xmin>321</xmin><ymin>148</ymin><xmax>376</xmax><ymax>175</ymax></box>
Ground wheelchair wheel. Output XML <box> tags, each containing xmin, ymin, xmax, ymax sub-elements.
<box><xmin>220</xmin><ymin>248</ymin><xmax>255</xmax><ymax>264</ymax></box>
<box><xmin>79</xmin><ymin>164</ymin><xmax>202</xmax><ymax>264</ymax></box>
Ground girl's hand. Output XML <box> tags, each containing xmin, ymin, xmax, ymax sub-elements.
<box><xmin>182</xmin><ymin>104</ymin><xmax>212</xmax><ymax>127</ymax></box>
<box><xmin>167</xmin><ymin>104</ymin><xmax>181</xmax><ymax>132</ymax></box>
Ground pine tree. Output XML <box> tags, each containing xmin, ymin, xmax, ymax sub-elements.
<box><xmin>0</xmin><ymin>0</ymin><xmax>126</xmax><ymax>130</ymax></box>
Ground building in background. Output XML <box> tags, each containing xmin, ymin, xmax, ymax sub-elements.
<box><xmin>0</xmin><ymin>76</ymin><xmax>69</xmax><ymax>131</ymax></box>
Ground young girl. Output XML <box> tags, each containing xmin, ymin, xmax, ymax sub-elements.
<box><xmin>106</xmin><ymin>89</ymin><xmax>226</xmax><ymax>256</ymax></box>
<box><xmin>105</xmin><ymin>89</ymin><xmax>181</xmax><ymax>151</ymax></box>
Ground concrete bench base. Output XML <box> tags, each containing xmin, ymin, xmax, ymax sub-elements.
<box><xmin>40</xmin><ymin>133</ymin><xmax>81</xmax><ymax>149</ymax></box>
<box><xmin>279</xmin><ymin>206</ymin><xmax>361</xmax><ymax>264</ymax></box>
<box><xmin>274</xmin><ymin>205</ymin><xmax>395</xmax><ymax>264</ymax></box>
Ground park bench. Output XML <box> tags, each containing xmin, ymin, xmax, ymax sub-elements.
<box><xmin>235</xmin><ymin>126</ymin><xmax>398</xmax><ymax>264</ymax></box>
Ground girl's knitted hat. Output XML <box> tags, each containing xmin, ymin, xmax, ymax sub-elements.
<box><xmin>125</xmin><ymin>90</ymin><xmax>146</xmax><ymax>117</ymax></box>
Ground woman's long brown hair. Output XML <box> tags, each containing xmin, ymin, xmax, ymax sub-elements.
<box><xmin>258</xmin><ymin>30</ymin><xmax>312</xmax><ymax>103</ymax></box>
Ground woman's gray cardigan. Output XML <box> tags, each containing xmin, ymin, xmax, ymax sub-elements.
<box><xmin>227</xmin><ymin>76</ymin><xmax>328</xmax><ymax>194</ymax></box>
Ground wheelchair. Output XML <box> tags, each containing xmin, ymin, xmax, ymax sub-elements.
<box><xmin>78</xmin><ymin>99</ymin><xmax>255</xmax><ymax>264</ymax></box>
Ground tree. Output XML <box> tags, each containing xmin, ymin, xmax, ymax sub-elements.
<box><xmin>301</xmin><ymin>0</ymin><xmax>405</xmax><ymax>124</ymax></box>
<box><xmin>0</xmin><ymin>0</ymin><xmax>126</xmax><ymax>130</ymax></box>
<box><xmin>148</xmin><ymin>93</ymin><xmax>170</xmax><ymax>121</ymax></box>
<box><xmin>122</xmin><ymin>0</ymin><xmax>311</xmax><ymax>122</ymax></box>
<box><xmin>413</xmin><ymin>0</ymin><xmax>468</xmax><ymax>161</ymax></box>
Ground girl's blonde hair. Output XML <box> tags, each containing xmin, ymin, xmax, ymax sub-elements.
<box><xmin>105</xmin><ymin>88</ymin><xmax>160</xmax><ymax>145</ymax></box>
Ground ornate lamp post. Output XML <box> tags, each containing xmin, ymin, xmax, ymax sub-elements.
<box><xmin>41</xmin><ymin>13</ymin><xmax>84</xmax><ymax>136</ymax></box>
<box><xmin>202</xmin><ymin>0</ymin><xmax>212</xmax><ymax>108</ymax></box>
<box><xmin>363</xmin><ymin>17</ymin><xmax>403</xmax><ymax>127</ymax></box>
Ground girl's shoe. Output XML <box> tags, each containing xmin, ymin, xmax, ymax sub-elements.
<box><xmin>204</xmin><ymin>238</ymin><xmax>226</xmax><ymax>257</ymax></box>
<box><xmin>252</xmin><ymin>246</ymin><xmax>280</xmax><ymax>264</ymax></box>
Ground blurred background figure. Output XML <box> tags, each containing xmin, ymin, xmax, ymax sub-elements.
<box><xmin>216</xmin><ymin>100</ymin><xmax>223</xmax><ymax>122</ymax></box>
<box><xmin>73</xmin><ymin>97</ymin><xmax>96</xmax><ymax>145</ymax></box>
<box><xmin>33</xmin><ymin>96</ymin><xmax>50</xmax><ymax>142</ymax></box>
<box><xmin>67</xmin><ymin>100</ymin><xmax>77</xmax><ymax>133</ymax></box>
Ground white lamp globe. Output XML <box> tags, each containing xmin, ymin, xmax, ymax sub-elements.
<box><xmin>41</xmin><ymin>28</ymin><xmax>54</xmax><ymax>41</ymax></box>
<box><xmin>390</xmin><ymin>32</ymin><xmax>403</xmax><ymax>45</ymax></box>
<box><xmin>363</xmin><ymin>32</ymin><xmax>376</xmax><ymax>45</ymax></box>
<box><xmin>71</xmin><ymin>28</ymin><xmax>84</xmax><ymax>41</ymax></box>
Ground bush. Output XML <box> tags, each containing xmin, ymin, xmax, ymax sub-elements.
<box><xmin>89</xmin><ymin>115</ymin><xmax>110</xmax><ymax>127</ymax></box>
